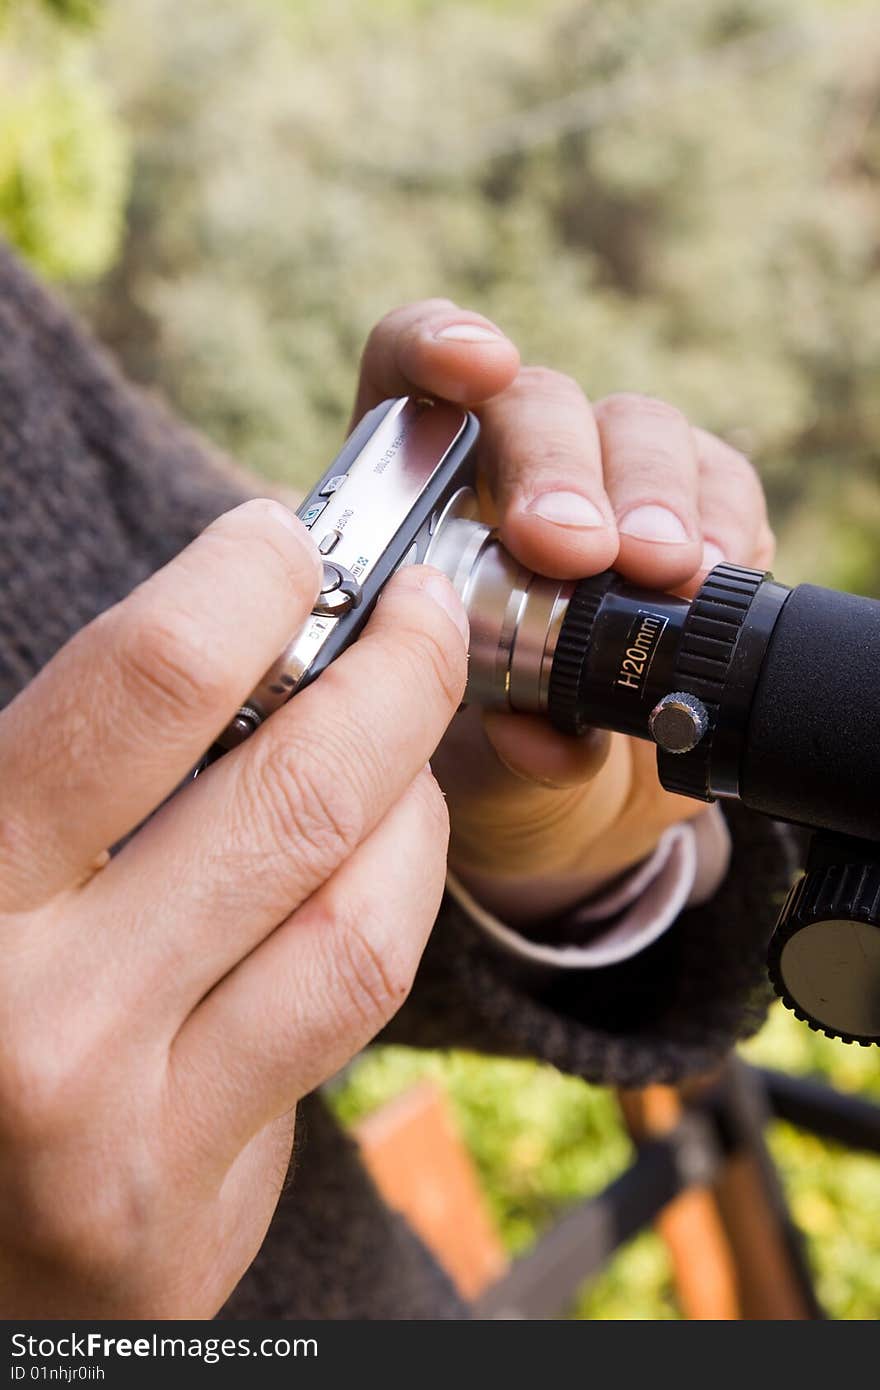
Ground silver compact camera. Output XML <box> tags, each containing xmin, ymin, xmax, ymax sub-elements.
<box><xmin>215</xmin><ymin>394</ymin><xmax>574</xmax><ymax>752</ymax></box>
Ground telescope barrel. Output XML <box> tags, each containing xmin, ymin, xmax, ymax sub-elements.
<box><xmin>740</xmin><ymin>584</ymin><xmax>880</xmax><ymax>841</ymax></box>
<box><xmin>546</xmin><ymin>564</ymin><xmax>880</xmax><ymax>844</ymax></box>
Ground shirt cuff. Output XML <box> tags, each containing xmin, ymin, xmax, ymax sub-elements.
<box><xmin>445</xmin><ymin>805</ymin><xmax>731</xmax><ymax>971</ymax></box>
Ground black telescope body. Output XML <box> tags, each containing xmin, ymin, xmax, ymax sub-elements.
<box><xmin>740</xmin><ymin>585</ymin><xmax>880</xmax><ymax>839</ymax></box>
<box><xmin>546</xmin><ymin>563</ymin><xmax>880</xmax><ymax>1046</ymax></box>
<box><xmin>548</xmin><ymin>565</ymin><xmax>880</xmax><ymax>841</ymax></box>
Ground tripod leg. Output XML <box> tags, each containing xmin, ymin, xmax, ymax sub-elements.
<box><xmin>618</xmin><ymin>1059</ymin><xmax>821</xmax><ymax>1320</ymax></box>
<box><xmin>618</xmin><ymin>1084</ymin><xmax>740</xmax><ymax>1319</ymax></box>
<box><xmin>706</xmin><ymin>1059</ymin><xmax>821</xmax><ymax>1319</ymax></box>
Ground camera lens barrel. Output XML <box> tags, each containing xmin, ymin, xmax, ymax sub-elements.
<box><xmin>427</xmin><ymin>507</ymin><xmax>574</xmax><ymax>716</ymax></box>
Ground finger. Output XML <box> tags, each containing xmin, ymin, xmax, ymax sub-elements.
<box><xmin>480</xmin><ymin>711</ymin><xmax>612</xmax><ymax>789</ymax></box>
<box><xmin>429</xmin><ymin>701</ymin><xmax>613</xmax><ymax>898</ymax></box>
<box><xmin>218</xmin><ymin>1112</ymin><xmax>298</xmax><ymax>1273</ymax></box>
<box><xmin>594</xmin><ymin>393</ymin><xmax>703</xmax><ymax>588</ymax></box>
<box><xmin>0</xmin><ymin>501</ymin><xmax>322</xmax><ymax>912</ymax></box>
<box><xmin>349</xmin><ymin>298</ymin><xmax>520</xmax><ymax>424</ymax></box>
<box><xmin>432</xmin><ymin>706</ymin><xmax>618</xmax><ymax>875</ymax></box>
<box><xmin>79</xmin><ymin>565</ymin><xmax>468</xmax><ymax>1012</ymax></box>
<box><xmin>479</xmin><ymin>367</ymin><xmax>619</xmax><ymax>580</ymax></box>
<box><xmin>692</xmin><ymin>426</ymin><xmax>775</xmax><ymax>573</ymax></box>
<box><xmin>169</xmin><ymin>768</ymin><xmax>449</xmax><ymax>1162</ymax></box>
<box><xmin>432</xmin><ymin>705</ymin><xmax>610</xmax><ymax>804</ymax></box>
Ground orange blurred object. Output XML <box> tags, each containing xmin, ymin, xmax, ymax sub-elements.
<box><xmin>354</xmin><ymin>1080</ymin><xmax>508</xmax><ymax>1300</ymax></box>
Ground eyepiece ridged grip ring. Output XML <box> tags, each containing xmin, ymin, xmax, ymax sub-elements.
<box><xmin>547</xmin><ymin>573</ymin><xmax>617</xmax><ymax>736</ymax></box>
<box><xmin>656</xmin><ymin>562</ymin><xmax>770</xmax><ymax>801</ymax></box>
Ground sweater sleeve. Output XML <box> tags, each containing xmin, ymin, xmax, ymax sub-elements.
<box><xmin>0</xmin><ymin>241</ymin><xmax>249</xmax><ymax>704</ymax></box>
<box><xmin>446</xmin><ymin>806</ymin><xmax>731</xmax><ymax>969</ymax></box>
<box><xmin>381</xmin><ymin>802</ymin><xmax>799</xmax><ymax>1087</ymax></box>
<box><xmin>0</xmin><ymin>240</ymin><xmax>797</xmax><ymax>1090</ymax></box>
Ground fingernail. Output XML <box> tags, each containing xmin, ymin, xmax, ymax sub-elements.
<box><xmin>702</xmin><ymin>540</ymin><xmax>726</xmax><ymax>570</ymax></box>
<box><xmin>434</xmin><ymin>322</ymin><xmax>505</xmax><ymax>343</ymax></box>
<box><xmin>525</xmin><ymin>491</ymin><xmax>606</xmax><ymax>529</ymax></box>
<box><xmin>421</xmin><ymin>573</ymin><xmax>470</xmax><ymax>646</ymax></box>
<box><xmin>619</xmin><ymin>505</ymin><xmax>690</xmax><ymax>544</ymax></box>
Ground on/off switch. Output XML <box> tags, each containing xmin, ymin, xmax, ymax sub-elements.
<box><xmin>318</xmin><ymin>530</ymin><xmax>342</xmax><ymax>555</ymax></box>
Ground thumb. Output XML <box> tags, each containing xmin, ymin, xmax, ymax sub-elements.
<box><xmin>350</xmin><ymin>299</ymin><xmax>520</xmax><ymax>425</ymax></box>
<box><xmin>481</xmin><ymin>710</ymin><xmax>611</xmax><ymax>790</ymax></box>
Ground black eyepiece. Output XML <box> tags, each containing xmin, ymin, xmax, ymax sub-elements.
<box><xmin>548</xmin><ymin>562</ymin><xmax>790</xmax><ymax>805</ymax></box>
<box><xmin>547</xmin><ymin>561</ymin><xmax>880</xmax><ymax>1045</ymax></box>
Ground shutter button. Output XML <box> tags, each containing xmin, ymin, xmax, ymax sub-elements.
<box><xmin>313</xmin><ymin>562</ymin><xmax>361</xmax><ymax>617</ymax></box>
<box><xmin>320</xmin><ymin>563</ymin><xmax>341</xmax><ymax>593</ymax></box>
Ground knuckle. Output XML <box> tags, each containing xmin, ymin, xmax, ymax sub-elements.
<box><xmin>367</xmin><ymin>299</ymin><xmax>455</xmax><ymax>349</ymax></box>
<box><xmin>8</xmin><ymin>1162</ymin><xmax>153</xmax><ymax>1277</ymax></box>
<box><xmin>533</xmin><ymin>434</ymin><xmax>598</xmax><ymax>479</ymax></box>
<box><xmin>0</xmin><ymin>1024</ymin><xmax>156</xmax><ymax>1278</ymax></box>
<box><xmin>222</xmin><ymin>501</ymin><xmax>319</xmax><ymax>596</ymax></box>
<box><xmin>0</xmin><ymin>811</ymin><xmax>34</xmax><ymax>880</ymax></box>
<box><xmin>337</xmin><ymin>921</ymin><xmax>413</xmax><ymax>1032</ymax></box>
<box><xmin>412</xmin><ymin>770</ymin><xmax>451</xmax><ymax>847</ymax></box>
<box><xmin>365</xmin><ymin>312</ymin><xmax>399</xmax><ymax>355</ymax></box>
<box><xmin>755</xmin><ymin>524</ymin><xmax>777</xmax><ymax>566</ymax></box>
<box><xmin>626</xmin><ymin>442</ymin><xmax>690</xmax><ymax>479</ymax></box>
<box><xmin>411</xmin><ymin>296</ymin><xmax>457</xmax><ymax>317</ymax></box>
<box><xmin>0</xmin><ymin>1036</ymin><xmax>73</xmax><ymax>1145</ymax></box>
<box><xmin>248</xmin><ymin>736</ymin><xmax>364</xmax><ymax>869</ymax></box>
<box><xmin>515</xmin><ymin>365</ymin><xmax>584</xmax><ymax>403</ymax></box>
<box><xmin>598</xmin><ymin>391</ymin><xmax>687</xmax><ymax>432</ymax></box>
<box><xmin>113</xmin><ymin>603</ymin><xmax>226</xmax><ymax>717</ymax></box>
<box><xmin>317</xmin><ymin>785</ymin><xmax>447</xmax><ymax>1036</ymax></box>
<box><xmin>402</xmin><ymin>624</ymin><xmax>467</xmax><ymax>712</ymax></box>
<box><xmin>710</xmin><ymin>439</ymin><xmax>755</xmax><ymax>481</ymax></box>
<box><xmin>726</xmin><ymin>451</ymin><xmax>764</xmax><ymax>505</ymax></box>
<box><xmin>702</xmin><ymin>440</ymin><xmax>769</xmax><ymax>524</ymax></box>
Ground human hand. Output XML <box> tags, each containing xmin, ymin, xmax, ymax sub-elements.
<box><xmin>0</xmin><ymin>499</ymin><xmax>468</xmax><ymax>1315</ymax></box>
<box><xmin>351</xmin><ymin>301</ymin><xmax>774</xmax><ymax>921</ymax></box>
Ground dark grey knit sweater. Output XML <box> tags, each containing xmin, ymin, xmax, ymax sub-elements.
<box><xmin>0</xmin><ymin>242</ymin><xmax>796</xmax><ymax>1318</ymax></box>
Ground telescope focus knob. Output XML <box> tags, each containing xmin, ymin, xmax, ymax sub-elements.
<box><xmin>768</xmin><ymin>860</ymin><xmax>880</xmax><ymax>1045</ymax></box>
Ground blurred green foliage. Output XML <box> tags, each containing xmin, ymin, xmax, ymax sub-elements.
<box><xmin>3</xmin><ymin>0</ymin><xmax>879</xmax><ymax>589</ymax></box>
<box><xmin>2</xmin><ymin>0</ymin><xmax>879</xmax><ymax>1319</ymax></box>
<box><xmin>0</xmin><ymin>1</ymin><xmax>127</xmax><ymax>277</ymax></box>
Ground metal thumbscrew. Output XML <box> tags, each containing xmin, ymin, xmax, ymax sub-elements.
<box><xmin>649</xmin><ymin>692</ymin><xmax>709</xmax><ymax>754</ymax></box>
